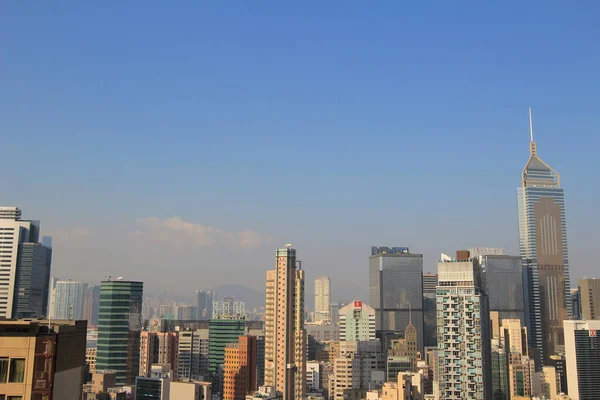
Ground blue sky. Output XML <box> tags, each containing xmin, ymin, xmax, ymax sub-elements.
<box><xmin>2</xmin><ymin>2</ymin><xmax>599</xmax><ymax>301</ymax></box>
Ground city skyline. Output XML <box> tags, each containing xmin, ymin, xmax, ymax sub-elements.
<box><xmin>3</xmin><ymin>3</ymin><xmax>599</xmax><ymax>298</ymax></box>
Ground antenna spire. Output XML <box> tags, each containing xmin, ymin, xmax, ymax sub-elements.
<box><xmin>529</xmin><ymin>107</ymin><xmax>534</xmax><ymax>142</ymax></box>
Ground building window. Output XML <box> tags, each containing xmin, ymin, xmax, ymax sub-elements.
<box><xmin>0</xmin><ymin>358</ymin><xmax>8</xmax><ymax>382</ymax></box>
<box><xmin>8</xmin><ymin>397</ymin><xmax>23</xmax><ymax>400</ymax></box>
<box><xmin>9</xmin><ymin>359</ymin><xmax>25</xmax><ymax>383</ymax></box>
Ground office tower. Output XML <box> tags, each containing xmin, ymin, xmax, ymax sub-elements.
<box><xmin>96</xmin><ymin>279</ymin><xmax>144</xmax><ymax>385</ymax></box>
<box><xmin>213</xmin><ymin>297</ymin><xmax>246</xmax><ymax>319</ymax></box>
<box><xmin>178</xmin><ymin>328</ymin><xmax>210</xmax><ymax>381</ymax></box>
<box><xmin>517</xmin><ymin>110</ymin><xmax>572</xmax><ymax>365</ymax></box>
<box><xmin>571</xmin><ymin>287</ymin><xmax>582</xmax><ymax>320</ymax></box>
<box><xmin>12</xmin><ymin>242</ymin><xmax>52</xmax><ymax>318</ymax></box>
<box><xmin>369</xmin><ymin>246</ymin><xmax>424</xmax><ymax>352</ymax></box>
<box><xmin>338</xmin><ymin>299</ymin><xmax>376</xmax><ymax>341</ymax></box>
<box><xmin>481</xmin><ymin>255</ymin><xmax>527</xmax><ymax>326</ymax></box>
<box><xmin>208</xmin><ymin>318</ymin><xmax>245</xmax><ymax>392</ymax></box>
<box><xmin>50</xmin><ymin>279</ymin><xmax>87</xmax><ymax>320</ymax></box>
<box><xmin>422</xmin><ymin>273</ymin><xmax>437</xmax><ymax>348</ymax></box>
<box><xmin>0</xmin><ymin>206</ymin><xmax>51</xmax><ymax>319</ymax></box>
<box><xmin>264</xmin><ymin>246</ymin><xmax>306</xmax><ymax>400</ymax></box>
<box><xmin>436</xmin><ymin>250</ymin><xmax>491</xmax><ymax>400</ymax></box>
<box><xmin>564</xmin><ymin>320</ymin><xmax>600</xmax><ymax>399</ymax></box>
<box><xmin>332</xmin><ymin>341</ymin><xmax>384</xmax><ymax>400</ymax></box>
<box><xmin>207</xmin><ymin>291</ymin><xmax>215</xmax><ymax>320</ymax></box>
<box><xmin>139</xmin><ymin>331</ymin><xmax>179</xmax><ymax>378</ymax></box>
<box><xmin>0</xmin><ymin>319</ymin><xmax>87</xmax><ymax>400</ymax></box>
<box><xmin>501</xmin><ymin>319</ymin><xmax>528</xmax><ymax>355</ymax></box>
<box><xmin>491</xmin><ymin>347</ymin><xmax>509</xmax><ymax>400</ymax></box>
<box><xmin>223</xmin><ymin>335</ymin><xmax>257</xmax><ymax>400</ymax></box>
<box><xmin>548</xmin><ymin>354</ymin><xmax>568</xmax><ymax>396</ymax></box>
<box><xmin>176</xmin><ymin>304</ymin><xmax>198</xmax><ymax>320</ymax></box>
<box><xmin>135</xmin><ymin>364</ymin><xmax>172</xmax><ymax>400</ymax></box>
<box><xmin>196</xmin><ymin>290</ymin><xmax>208</xmax><ymax>319</ymax></box>
<box><xmin>578</xmin><ymin>278</ymin><xmax>600</xmax><ymax>320</ymax></box>
<box><xmin>83</xmin><ymin>285</ymin><xmax>101</xmax><ymax>326</ymax></box>
<box><xmin>170</xmin><ymin>381</ymin><xmax>213</xmax><ymax>400</ymax></box>
<box><xmin>315</xmin><ymin>276</ymin><xmax>331</xmax><ymax>323</ymax></box>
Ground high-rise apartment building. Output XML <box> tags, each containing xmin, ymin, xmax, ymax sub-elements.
<box><xmin>436</xmin><ymin>251</ymin><xmax>491</xmax><ymax>400</ymax></box>
<box><xmin>578</xmin><ymin>278</ymin><xmax>600</xmax><ymax>320</ymax></box>
<box><xmin>332</xmin><ymin>340</ymin><xmax>384</xmax><ymax>400</ymax></box>
<box><xmin>564</xmin><ymin>319</ymin><xmax>600</xmax><ymax>400</ymax></box>
<box><xmin>422</xmin><ymin>273</ymin><xmax>437</xmax><ymax>348</ymax></box>
<box><xmin>369</xmin><ymin>246</ymin><xmax>424</xmax><ymax>352</ymax></box>
<box><xmin>338</xmin><ymin>299</ymin><xmax>376</xmax><ymax>341</ymax></box>
<box><xmin>482</xmin><ymin>255</ymin><xmax>527</xmax><ymax>326</ymax></box>
<box><xmin>517</xmin><ymin>111</ymin><xmax>571</xmax><ymax>365</ymax></box>
<box><xmin>0</xmin><ymin>206</ymin><xmax>52</xmax><ymax>319</ymax></box>
<box><xmin>83</xmin><ymin>285</ymin><xmax>101</xmax><ymax>326</ymax></box>
<box><xmin>139</xmin><ymin>330</ymin><xmax>179</xmax><ymax>378</ymax></box>
<box><xmin>314</xmin><ymin>276</ymin><xmax>331</xmax><ymax>323</ymax></box>
<box><xmin>96</xmin><ymin>279</ymin><xmax>144</xmax><ymax>385</ymax></box>
<box><xmin>50</xmin><ymin>279</ymin><xmax>87</xmax><ymax>320</ymax></box>
<box><xmin>264</xmin><ymin>246</ymin><xmax>306</xmax><ymax>400</ymax></box>
<box><xmin>0</xmin><ymin>319</ymin><xmax>87</xmax><ymax>400</ymax></box>
<box><xmin>223</xmin><ymin>335</ymin><xmax>257</xmax><ymax>400</ymax></box>
<box><xmin>178</xmin><ymin>328</ymin><xmax>210</xmax><ymax>381</ymax></box>
<box><xmin>212</xmin><ymin>297</ymin><xmax>246</xmax><ymax>319</ymax></box>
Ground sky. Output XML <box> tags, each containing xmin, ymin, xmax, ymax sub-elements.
<box><xmin>1</xmin><ymin>2</ymin><xmax>599</xmax><ymax>303</ymax></box>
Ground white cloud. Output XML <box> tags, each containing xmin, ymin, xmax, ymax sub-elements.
<box><xmin>134</xmin><ymin>217</ymin><xmax>270</xmax><ymax>248</ymax></box>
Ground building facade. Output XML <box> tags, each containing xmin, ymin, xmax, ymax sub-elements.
<box><xmin>564</xmin><ymin>319</ymin><xmax>600</xmax><ymax>400</ymax></box>
<box><xmin>139</xmin><ymin>330</ymin><xmax>179</xmax><ymax>379</ymax></box>
<box><xmin>212</xmin><ymin>298</ymin><xmax>245</xmax><ymax>319</ymax></box>
<box><xmin>50</xmin><ymin>279</ymin><xmax>87</xmax><ymax>320</ymax></box>
<box><xmin>339</xmin><ymin>299</ymin><xmax>376</xmax><ymax>342</ymax></box>
<box><xmin>482</xmin><ymin>255</ymin><xmax>527</xmax><ymax>326</ymax></box>
<box><xmin>517</xmin><ymin>115</ymin><xmax>571</xmax><ymax>365</ymax></box>
<box><xmin>578</xmin><ymin>278</ymin><xmax>600</xmax><ymax>321</ymax></box>
<box><xmin>264</xmin><ymin>247</ymin><xmax>306</xmax><ymax>400</ymax></box>
<box><xmin>223</xmin><ymin>335</ymin><xmax>257</xmax><ymax>400</ymax></box>
<box><xmin>436</xmin><ymin>251</ymin><xmax>491</xmax><ymax>400</ymax></box>
<box><xmin>0</xmin><ymin>319</ymin><xmax>87</xmax><ymax>400</ymax></box>
<box><xmin>422</xmin><ymin>273</ymin><xmax>437</xmax><ymax>348</ymax></box>
<box><xmin>369</xmin><ymin>246</ymin><xmax>424</xmax><ymax>352</ymax></box>
<box><xmin>208</xmin><ymin>318</ymin><xmax>245</xmax><ymax>392</ymax></box>
<box><xmin>0</xmin><ymin>207</ymin><xmax>52</xmax><ymax>319</ymax></box>
<box><xmin>178</xmin><ymin>328</ymin><xmax>209</xmax><ymax>381</ymax></box>
<box><xmin>83</xmin><ymin>285</ymin><xmax>101</xmax><ymax>327</ymax></box>
<box><xmin>96</xmin><ymin>280</ymin><xmax>143</xmax><ymax>385</ymax></box>
<box><xmin>314</xmin><ymin>276</ymin><xmax>331</xmax><ymax>323</ymax></box>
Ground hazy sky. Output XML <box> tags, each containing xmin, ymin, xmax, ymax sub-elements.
<box><xmin>2</xmin><ymin>2</ymin><xmax>599</xmax><ymax>302</ymax></box>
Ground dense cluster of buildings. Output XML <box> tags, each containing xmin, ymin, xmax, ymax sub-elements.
<box><xmin>1</xmin><ymin>115</ymin><xmax>600</xmax><ymax>399</ymax></box>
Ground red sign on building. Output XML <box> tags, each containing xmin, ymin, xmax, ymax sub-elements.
<box><xmin>354</xmin><ymin>300</ymin><xmax>362</xmax><ymax>308</ymax></box>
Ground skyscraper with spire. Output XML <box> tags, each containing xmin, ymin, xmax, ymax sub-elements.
<box><xmin>517</xmin><ymin>108</ymin><xmax>571</xmax><ymax>367</ymax></box>
<box><xmin>264</xmin><ymin>246</ymin><xmax>306</xmax><ymax>400</ymax></box>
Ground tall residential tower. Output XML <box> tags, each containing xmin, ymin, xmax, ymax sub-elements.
<box><xmin>314</xmin><ymin>276</ymin><xmax>331</xmax><ymax>323</ymax></box>
<box><xmin>517</xmin><ymin>109</ymin><xmax>571</xmax><ymax>365</ymax></box>
<box><xmin>264</xmin><ymin>246</ymin><xmax>306</xmax><ymax>400</ymax></box>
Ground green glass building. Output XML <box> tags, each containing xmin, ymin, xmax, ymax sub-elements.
<box><xmin>208</xmin><ymin>318</ymin><xmax>245</xmax><ymax>391</ymax></box>
<box><xmin>96</xmin><ymin>280</ymin><xmax>143</xmax><ymax>385</ymax></box>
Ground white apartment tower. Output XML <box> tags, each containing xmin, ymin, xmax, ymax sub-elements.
<box><xmin>264</xmin><ymin>247</ymin><xmax>306</xmax><ymax>400</ymax></box>
<box><xmin>436</xmin><ymin>250</ymin><xmax>492</xmax><ymax>400</ymax></box>
<box><xmin>338</xmin><ymin>299</ymin><xmax>376</xmax><ymax>342</ymax></box>
<box><xmin>314</xmin><ymin>276</ymin><xmax>331</xmax><ymax>322</ymax></box>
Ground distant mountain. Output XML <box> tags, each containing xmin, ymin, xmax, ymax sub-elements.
<box><xmin>210</xmin><ymin>284</ymin><xmax>265</xmax><ymax>309</ymax></box>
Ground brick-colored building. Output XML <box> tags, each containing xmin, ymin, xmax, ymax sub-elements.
<box><xmin>139</xmin><ymin>330</ymin><xmax>179</xmax><ymax>379</ymax></box>
<box><xmin>223</xmin><ymin>335</ymin><xmax>257</xmax><ymax>400</ymax></box>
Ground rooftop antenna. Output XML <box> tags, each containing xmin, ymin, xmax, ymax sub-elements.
<box><xmin>529</xmin><ymin>107</ymin><xmax>534</xmax><ymax>142</ymax></box>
